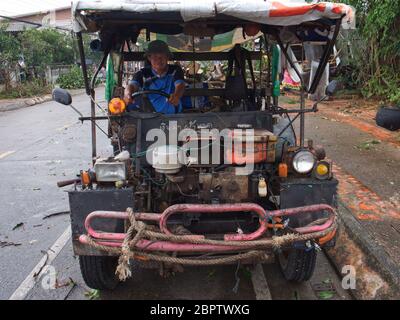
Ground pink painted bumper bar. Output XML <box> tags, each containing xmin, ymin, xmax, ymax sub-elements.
<box><xmin>79</xmin><ymin>203</ymin><xmax>336</xmax><ymax>253</ymax></box>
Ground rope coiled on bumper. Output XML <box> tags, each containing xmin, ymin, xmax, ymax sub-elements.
<box><xmin>83</xmin><ymin>207</ymin><xmax>337</xmax><ymax>281</ymax></box>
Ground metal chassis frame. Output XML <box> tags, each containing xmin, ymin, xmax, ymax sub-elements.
<box><xmin>75</xmin><ymin>18</ymin><xmax>343</xmax><ymax>158</ymax></box>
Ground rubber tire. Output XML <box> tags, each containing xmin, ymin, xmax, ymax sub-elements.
<box><xmin>79</xmin><ymin>255</ymin><xmax>120</xmax><ymax>290</ymax></box>
<box><xmin>278</xmin><ymin>248</ymin><xmax>317</xmax><ymax>282</ymax></box>
<box><xmin>376</xmin><ymin>106</ymin><xmax>400</xmax><ymax>131</ymax></box>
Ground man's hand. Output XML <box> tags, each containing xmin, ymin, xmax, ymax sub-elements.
<box><xmin>168</xmin><ymin>82</ymin><xmax>185</xmax><ymax>107</ymax></box>
<box><xmin>124</xmin><ymin>95</ymin><xmax>135</xmax><ymax>105</ymax></box>
<box><xmin>168</xmin><ymin>93</ymin><xmax>180</xmax><ymax>106</ymax></box>
<box><xmin>124</xmin><ymin>83</ymin><xmax>137</xmax><ymax>105</ymax></box>
<box><xmin>123</xmin><ymin>95</ymin><xmax>133</xmax><ymax>106</ymax></box>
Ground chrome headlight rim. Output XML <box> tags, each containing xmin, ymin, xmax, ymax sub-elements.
<box><xmin>94</xmin><ymin>161</ymin><xmax>126</xmax><ymax>182</ymax></box>
<box><xmin>292</xmin><ymin>149</ymin><xmax>316</xmax><ymax>174</ymax></box>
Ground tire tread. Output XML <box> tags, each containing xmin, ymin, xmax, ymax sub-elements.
<box><xmin>79</xmin><ymin>255</ymin><xmax>119</xmax><ymax>290</ymax></box>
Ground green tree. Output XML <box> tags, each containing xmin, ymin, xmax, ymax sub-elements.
<box><xmin>0</xmin><ymin>23</ymin><xmax>21</xmax><ymax>90</ymax></box>
<box><xmin>339</xmin><ymin>0</ymin><xmax>400</xmax><ymax>104</ymax></box>
<box><xmin>19</xmin><ymin>28</ymin><xmax>75</xmax><ymax>77</ymax></box>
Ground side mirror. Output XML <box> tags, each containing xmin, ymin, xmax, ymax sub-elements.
<box><xmin>52</xmin><ymin>88</ymin><xmax>83</xmax><ymax>118</ymax></box>
<box><xmin>52</xmin><ymin>88</ymin><xmax>72</xmax><ymax>105</ymax></box>
<box><xmin>325</xmin><ymin>80</ymin><xmax>339</xmax><ymax>97</ymax></box>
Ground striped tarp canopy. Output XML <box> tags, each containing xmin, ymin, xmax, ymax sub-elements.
<box><xmin>72</xmin><ymin>0</ymin><xmax>355</xmax><ymax>33</ymax></box>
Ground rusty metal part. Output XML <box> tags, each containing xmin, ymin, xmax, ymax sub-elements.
<box><xmin>227</xmin><ymin>129</ymin><xmax>277</xmax><ymax>164</ymax></box>
<box><xmin>57</xmin><ymin>178</ymin><xmax>80</xmax><ymax>188</ymax></box>
<box><xmin>121</xmin><ymin>124</ymin><xmax>137</xmax><ymax>143</ymax></box>
<box><xmin>199</xmin><ymin>170</ymin><xmax>248</xmax><ymax>202</ymax></box>
<box><xmin>313</xmin><ymin>145</ymin><xmax>326</xmax><ymax>160</ymax></box>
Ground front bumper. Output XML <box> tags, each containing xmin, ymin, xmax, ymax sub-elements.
<box><xmin>78</xmin><ymin>202</ymin><xmax>337</xmax><ymax>255</ymax></box>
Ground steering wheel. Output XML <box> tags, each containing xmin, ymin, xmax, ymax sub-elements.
<box><xmin>131</xmin><ymin>90</ymin><xmax>170</xmax><ymax>113</ymax></box>
<box><xmin>132</xmin><ymin>89</ymin><xmax>170</xmax><ymax>100</ymax></box>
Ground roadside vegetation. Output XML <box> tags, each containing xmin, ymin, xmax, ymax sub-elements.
<box><xmin>0</xmin><ymin>80</ymin><xmax>52</xmax><ymax>99</ymax></box>
<box><xmin>339</xmin><ymin>0</ymin><xmax>400</xmax><ymax>105</ymax></box>
<box><xmin>0</xmin><ymin>24</ymin><xmax>100</xmax><ymax>99</ymax></box>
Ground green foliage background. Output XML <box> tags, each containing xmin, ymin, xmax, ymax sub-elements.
<box><xmin>0</xmin><ymin>24</ymin><xmax>22</xmax><ymax>90</ymax></box>
<box><xmin>0</xmin><ymin>24</ymin><xmax>102</xmax><ymax>95</ymax></box>
<box><xmin>339</xmin><ymin>0</ymin><xmax>400</xmax><ymax>104</ymax></box>
<box><xmin>57</xmin><ymin>65</ymin><xmax>99</xmax><ymax>90</ymax></box>
<box><xmin>19</xmin><ymin>28</ymin><xmax>75</xmax><ymax>76</ymax></box>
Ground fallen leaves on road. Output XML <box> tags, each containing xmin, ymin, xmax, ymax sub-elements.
<box><xmin>56</xmin><ymin>277</ymin><xmax>75</xmax><ymax>289</ymax></box>
<box><xmin>42</xmin><ymin>211</ymin><xmax>70</xmax><ymax>220</ymax></box>
<box><xmin>12</xmin><ymin>222</ymin><xmax>24</xmax><ymax>231</ymax></box>
<box><xmin>0</xmin><ymin>241</ymin><xmax>22</xmax><ymax>248</ymax></box>
<box><xmin>355</xmin><ymin>139</ymin><xmax>381</xmax><ymax>150</ymax></box>
<box><xmin>63</xmin><ymin>278</ymin><xmax>77</xmax><ymax>300</ymax></box>
<box><xmin>85</xmin><ymin>289</ymin><xmax>100</xmax><ymax>300</ymax></box>
<box><xmin>318</xmin><ymin>291</ymin><xmax>335</xmax><ymax>299</ymax></box>
<box><xmin>33</xmin><ymin>250</ymin><xmax>49</xmax><ymax>278</ymax></box>
<box><xmin>312</xmin><ymin>279</ymin><xmax>337</xmax><ymax>300</ymax></box>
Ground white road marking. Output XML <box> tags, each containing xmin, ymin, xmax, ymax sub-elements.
<box><xmin>0</xmin><ymin>150</ymin><xmax>15</xmax><ymax>159</ymax></box>
<box><xmin>8</xmin><ymin>226</ymin><xmax>72</xmax><ymax>300</ymax></box>
<box><xmin>251</xmin><ymin>263</ymin><xmax>272</xmax><ymax>300</ymax></box>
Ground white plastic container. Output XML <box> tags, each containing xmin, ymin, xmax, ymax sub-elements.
<box><xmin>152</xmin><ymin>145</ymin><xmax>183</xmax><ymax>174</ymax></box>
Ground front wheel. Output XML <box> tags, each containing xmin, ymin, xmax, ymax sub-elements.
<box><xmin>278</xmin><ymin>248</ymin><xmax>317</xmax><ymax>282</ymax></box>
<box><xmin>79</xmin><ymin>255</ymin><xmax>120</xmax><ymax>290</ymax></box>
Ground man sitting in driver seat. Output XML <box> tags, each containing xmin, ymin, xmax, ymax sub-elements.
<box><xmin>124</xmin><ymin>40</ymin><xmax>186</xmax><ymax>114</ymax></box>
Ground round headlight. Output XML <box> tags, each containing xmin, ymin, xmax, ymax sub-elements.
<box><xmin>292</xmin><ymin>150</ymin><xmax>315</xmax><ymax>174</ymax></box>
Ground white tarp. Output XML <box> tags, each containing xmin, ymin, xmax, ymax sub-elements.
<box><xmin>72</xmin><ymin>0</ymin><xmax>355</xmax><ymax>32</ymax></box>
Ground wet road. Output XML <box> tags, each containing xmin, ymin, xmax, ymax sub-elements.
<box><xmin>0</xmin><ymin>89</ymin><xmax>110</xmax><ymax>300</ymax></box>
<box><xmin>0</xmin><ymin>91</ymin><xmax>352</xmax><ymax>300</ymax></box>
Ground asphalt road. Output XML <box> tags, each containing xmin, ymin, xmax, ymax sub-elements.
<box><xmin>0</xmin><ymin>91</ymin><xmax>352</xmax><ymax>300</ymax></box>
<box><xmin>0</xmin><ymin>90</ymin><xmax>111</xmax><ymax>300</ymax></box>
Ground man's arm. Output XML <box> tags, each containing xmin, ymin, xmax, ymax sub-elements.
<box><xmin>168</xmin><ymin>66</ymin><xmax>186</xmax><ymax>106</ymax></box>
<box><xmin>123</xmin><ymin>83</ymin><xmax>138</xmax><ymax>105</ymax></box>
<box><xmin>168</xmin><ymin>82</ymin><xmax>185</xmax><ymax>106</ymax></box>
<box><xmin>123</xmin><ymin>70</ymin><xmax>143</xmax><ymax>105</ymax></box>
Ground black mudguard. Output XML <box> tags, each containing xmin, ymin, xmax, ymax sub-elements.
<box><xmin>68</xmin><ymin>188</ymin><xmax>134</xmax><ymax>256</ymax></box>
<box><xmin>280</xmin><ymin>178</ymin><xmax>338</xmax><ymax>247</ymax></box>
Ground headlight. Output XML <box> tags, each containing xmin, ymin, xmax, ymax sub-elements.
<box><xmin>292</xmin><ymin>150</ymin><xmax>315</xmax><ymax>174</ymax></box>
<box><xmin>108</xmin><ymin>98</ymin><xmax>126</xmax><ymax>115</ymax></box>
<box><xmin>94</xmin><ymin>160</ymin><xmax>126</xmax><ymax>182</ymax></box>
<box><xmin>314</xmin><ymin>160</ymin><xmax>332</xmax><ymax>180</ymax></box>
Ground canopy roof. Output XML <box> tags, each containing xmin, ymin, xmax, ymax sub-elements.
<box><xmin>72</xmin><ymin>0</ymin><xmax>355</xmax><ymax>33</ymax></box>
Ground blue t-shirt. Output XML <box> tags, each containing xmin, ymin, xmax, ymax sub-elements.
<box><xmin>128</xmin><ymin>65</ymin><xmax>185</xmax><ymax>114</ymax></box>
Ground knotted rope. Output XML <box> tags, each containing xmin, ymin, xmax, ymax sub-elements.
<box><xmin>83</xmin><ymin>207</ymin><xmax>337</xmax><ymax>281</ymax></box>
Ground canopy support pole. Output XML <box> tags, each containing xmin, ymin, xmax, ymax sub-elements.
<box><xmin>274</xmin><ymin>18</ymin><xmax>343</xmax><ymax>147</ymax></box>
<box><xmin>77</xmin><ymin>32</ymin><xmax>97</xmax><ymax>162</ymax></box>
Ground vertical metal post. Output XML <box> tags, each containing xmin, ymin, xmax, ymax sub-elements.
<box><xmin>76</xmin><ymin>32</ymin><xmax>90</xmax><ymax>95</ymax></box>
<box><xmin>300</xmin><ymin>41</ymin><xmax>306</xmax><ymax>147</ymax></box>
<box><xmin>300</xmin><ymin>88</ymin><xmax>305</xmax><ymax>147</ymax></box>
<box><xmin>135</xmin><ymin>119</ymin><xmax>142</xmax><ymax>177</ymax></box>
<box><xmin>88</xmin><ymin>51</ymin><xmax>110</xmax><ymax>164</ymax></box>
<box><xmin>264</xmin><ymin>34</ymin><xmax>271</xmax><ymax>110</ymax></box>
<box><xmin>76</xmin><ymin>32</ymin><xmax>96</xmax><ymax>161</ymax></box>
<box><xmin>90</xmin><ymin>89</ymin><xmax>97</xmax><ymax>163</ymax></box>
